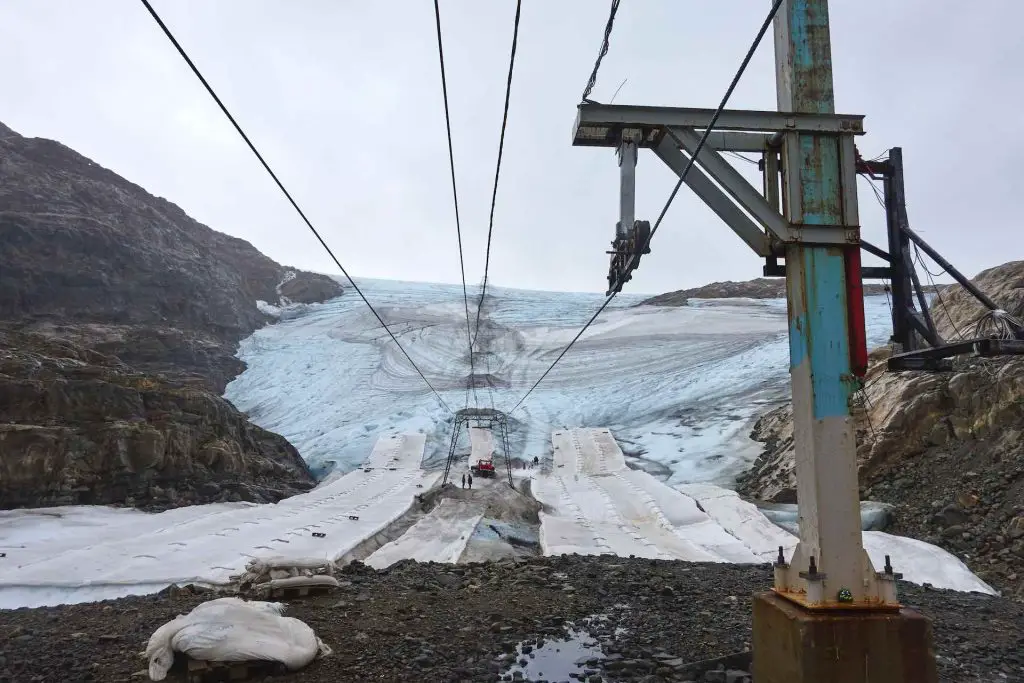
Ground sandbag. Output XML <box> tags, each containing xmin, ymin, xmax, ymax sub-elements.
<box><xmin>232</xmin><ymin>556</ymin><xmax>337</xmax><ymax>594</ymax></box>
<box><xmin>146</xmin><ymin>597</ymin><xmax>330</xmax><ymax>681</ymax></box>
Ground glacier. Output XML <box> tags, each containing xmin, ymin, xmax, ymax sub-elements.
<box><xmin>9</xmin><ymin>278</ymin><xmax>982</xmax><ymax>611</ymax></box>
<box><xmin>225</xmin><ymin>278</ymin><xmax>894</xmax><ymax>485</ymax></box>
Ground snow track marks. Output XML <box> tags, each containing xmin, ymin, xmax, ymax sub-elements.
<box><xmin>537</xmin><ymin>428</ymin><xmax>763</xmax><ymax>563</ymax></box>
<box><xmin>0</xmin><ymin>434</ymin><xmax>437</xmax><ymax>608</ymax></box>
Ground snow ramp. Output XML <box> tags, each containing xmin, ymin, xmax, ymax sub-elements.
<box><xmin>678</xmin><ymin>483</ymin><xmax>996</xmax><ymax>595</ymax></box>
<box><xmin>535</xmin><ymin>429</ymin><xmax>997</xmax><ymax>594</ymax></box>
<box><xmin>365</xmin><ymin>499</ymin><xmax>485</xmax><ymax>569</ymax></box>
<box><xmin>535</xmin><ymin>428</ymin><xmax>758</xmax><ymax>562</ymax></box>
<box><xmin>469</xmin><ymin>427</ymin><xmax>495</xmax><ymax>468</ymax></box>
<box><xmin>0</xmin><ymin>434</ymin><xmax>439</xmax><ymax>608</ymax></box>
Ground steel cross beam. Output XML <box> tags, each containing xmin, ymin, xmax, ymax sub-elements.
<box><xmin>573</xmin><ymin>110</ymin><xmax>864</xmax><ymax>251</ymax></box>
<box><xmin>573</xmin><ymin>103</ymin><xmax>865</xmax><ymax>148</ymax></box>
<box><xmin>651</xmin><ymin>137</ymin><xmax>771</xmax><ymax>256</ymax></box>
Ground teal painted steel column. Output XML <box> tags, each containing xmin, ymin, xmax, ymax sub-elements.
<box><xmin>775</xmin><ymin>0</ymin><xmax>870</xmax><ymax>602</ymax></box>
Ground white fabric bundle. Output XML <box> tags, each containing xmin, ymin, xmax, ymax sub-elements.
<box><xmin>146</xmin><ymin>597</ymin><xmax>331</xmax><ymax>681</ymax></box>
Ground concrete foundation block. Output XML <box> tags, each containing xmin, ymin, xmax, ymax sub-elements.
<box><xmin>752</xmin><ymin>591</ymin><xmax>937</xmax><ymax>683</ymax></box>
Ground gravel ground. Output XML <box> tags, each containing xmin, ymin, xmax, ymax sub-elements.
<box><xmin>862</xmin><ymin>434</ymin><xmax>1024</xmax><ymax>601</ymax></box>
<box><xmin>2</xmin><ymin>556</ymin><xmax>1022</xmax><ymax>683</ymax></box>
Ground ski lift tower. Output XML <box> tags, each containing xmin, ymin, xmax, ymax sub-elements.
<box><xmin>572</xmin><ymin>2</ymin><xmax>936</xmax><ymax>681</ymax></box>
<box><xmin>441</xmin><ymin>408</ymin><xmax>515</xmax><ymax>489</ymax></box>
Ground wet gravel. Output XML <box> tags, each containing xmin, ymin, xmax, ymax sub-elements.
<box><xmin>1</xmin><ymin>556</ymin><xmax>1022</xmax><ymax>682</ymax></box>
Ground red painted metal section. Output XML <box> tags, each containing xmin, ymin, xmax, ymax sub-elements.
<box><xmin>845</xmin><ymin>246</ymin><xmax>868</xmax><ymax>377</ymax></box>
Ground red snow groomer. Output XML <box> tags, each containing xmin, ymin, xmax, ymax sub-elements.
<box><xmin>471</xmin><ymin>458</ymin><xmax>496</xmax><ymax>478</ymax></box>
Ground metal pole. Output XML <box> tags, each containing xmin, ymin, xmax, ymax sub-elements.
<box><xmin>442</xmin><ymin>417</ymin><xmax>462</xmax><ymax>487</ymax></box>
<box><xmin>887</xmin><ymin>148</ymin><xmax>940</xmax><ymax>345</ymax></box>
<box><xmin>773</xmin><ymin>0</ymin><xmax>877</xmax><ymax>605</ymax></box>
<box><xmin>903</xmin><ymin>224</ymin><xmax>999</xmax><ymax>311</ymax></box>
<box><xmin>618</xmin><ymin>137</ymin><xmax>637</xmax><ymax>239</ymax></box>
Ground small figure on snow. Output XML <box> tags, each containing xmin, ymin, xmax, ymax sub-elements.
<box><xmin>461</xmin><ymin>473</ymin><xmax>466</xmax><ymax>489</ymax></box>
<box><xmin>467</xmin><ymin>473</ymin><xmax>473</xmax><ymax>490</ymax></box>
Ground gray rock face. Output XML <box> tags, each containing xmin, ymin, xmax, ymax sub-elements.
<box><xmin>0</xmin><ymin>123</ymin><xmax>342</xmax><ymax>342</ymax></box>
<box><xmin>639</xmin><ymin>277</ymin><xmax>894</xmax><ymax>307</ymax></box>
<box><xmin>932</xmin><ymin>260</ymin><xmax>1024</xmax><ymax>340</ymax></box>
<box><xmin>0</xmin><ymin>327</ymin><xmax>315</xmax><ymax>510</ymax></box>
<box><xmin>0</xmin><ymin>121</ymin><xmax>340</xmax><ymax>508</ymax></box>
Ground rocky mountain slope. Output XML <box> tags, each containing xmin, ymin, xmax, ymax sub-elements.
<box><xmin>0</xmin><ymin>121</ymin><xmax>343</xmax><ymax>508</ymax></box>
<box><xmin>640</xmin><ymin>277</ymin><xmax>892</xmax><ymax>307</ymax></box>
<box><xmin>736</xmin><ymin>260</ymin><xmax>1024</xmax><ymax>599</ymax></box>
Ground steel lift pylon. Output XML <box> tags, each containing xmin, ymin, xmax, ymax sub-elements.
<box><xmin>441</xmin><ymin>408</ymin><xmax>515</xmax><ymax>489</ymax></box>
<box><xmin>573</xmin><ymin>1</ymin><xmax>941</xmax><ymax>680</ymax></box>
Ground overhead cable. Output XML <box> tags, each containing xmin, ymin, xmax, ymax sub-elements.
<box><xmin>505</xmin><ymin>0</ymin><xmax>785</xmax><ymax>415</ymax></box>
<box><xmin>139</xmin><ymin>0</ymin><xmax>453</xmax><ymax>414</ymax></box>
<box><xmin>432</xmin><ymin>0</ymin><xmax>478</xmax><ymax>408</ymax></box>
<box><xmin>472</xmin><ymin>0</ymin><xmax>523</xmax><ymax>349</ymax></box>
<box><xmin>580</xmin><ymin>0</ymin><xmax>621</xmax><ymax>102</ymax></box>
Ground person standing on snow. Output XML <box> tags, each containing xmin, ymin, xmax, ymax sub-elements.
<box><xmin>467</xmin><ymin>473</ymin><xmax>473</xmax><ymax>490</ymax></box>
<box><xmin>461</xmin><ymin>473</ymin><xmax>466</xmax><ymax>489</ymax></box>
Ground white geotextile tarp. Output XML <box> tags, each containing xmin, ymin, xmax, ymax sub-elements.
<box><xmin>146</xmin><ymin>597</ymin><xmax>331</xmax><ymax>680</ymax></box>
<box><xmin>469</xmin><ymin>427</ymin><xmax>495</xmax><ymax>467</ymax></box>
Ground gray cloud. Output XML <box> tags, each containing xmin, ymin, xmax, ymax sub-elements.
<box><xmin>1</xmin><ymin>0</ymin><xmax>1019</xmax><ymax>294</ymax></box>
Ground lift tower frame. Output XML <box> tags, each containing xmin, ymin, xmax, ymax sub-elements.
<box><xmin>573</xmin><ymin>1</ymin><xmax>937</xmax><ymax>680</ymax></box>
<box><xmin>441</xmin><ymin>408</ymin><xmax>515</xmax><ymax>489</ymax></box>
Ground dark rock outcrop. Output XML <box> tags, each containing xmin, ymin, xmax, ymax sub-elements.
<box><xmin>0</xmin><ymin>327</ymin><xmax>315</xmax><ymax>509</ymax></box>
<box><xmin>640</xmin><ymin>277</ymin><xmax>893</xmax><ymax>307</ymax></box>
<box><xmin>0</xmin><ymin>121</ymin><xmax>341</xmax><ymax>508</ymax></box>
<box><xmin>736</xmin><ymin>261</ymin><xmax>1024</xmax><ymax>599</ymax></box>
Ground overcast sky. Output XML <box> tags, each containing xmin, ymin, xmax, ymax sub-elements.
<box><xmin>1</xmin><ymin>1</ymin><xmax>1019</xmax><ymax>294</ymax></box>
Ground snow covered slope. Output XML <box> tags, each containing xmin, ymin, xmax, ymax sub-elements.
<box><xmin>0</xmin><ymin>435</ymin><xmax>437</xmax><ymax>608</ymax></box>
<box><xmin>536</xmin><ymin>428</ymin><xmax>761</xmax><ymax>562</ymax></box>
<box><xmin>679</xmin><ymin>484</ymin><xmax>994</xmax><ymax>595</ymax></box>
<box><xmin>469</xmin><ymin>427</ymin><xmax>495</xmax><ymax>468</ymax></box>
<box><xmin>225</xmin><ymin>278</ymin><xmax>894</xmax><ymax>484</ymax></box>
<box><xmin>536</xmin><ymin>429</ymin><xmax>995</xmax><ymax>595</ymax></box>
<box><xmin>365</xmin><ymin>499</ymin><xmax>485</xmax><ymax>568</ymax></box>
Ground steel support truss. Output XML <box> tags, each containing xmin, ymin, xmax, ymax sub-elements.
<box><xmin>857</xmin><ymin>150</ymin><xmax>1024</xmax><ymax>370</ymax></box>
<box><xmin>577</xmin><ymin>103</ymin><xmax>867</xmax><ymax>294</ymax></box>
<box><xmin>574</xmin><ymin>4</ymin><xmax>889</xmax><ymax>609</ymax></box>
<box><xmin>441</xmin><ymin>408</ymin><xmax>515</xmax><ymax>489</ymax></box>
<box><xmin>575</xmin><ymin>0</ymin><xmax>1021</xmax><ymax>614</ymax></box>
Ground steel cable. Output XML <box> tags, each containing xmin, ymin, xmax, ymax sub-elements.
<box><xmin>139</xmin><ymin>0</ymin><xmax>453</xmax><ymax>413</ymax></box>
<box><xmin>505</xmin><ymin>0</ymin><xmax>784</xmax><ymax>415</ymax></box>
<box><xmin>472</xmin><ymin>0</ymin><xmax>524</xmax><ymax>353</ymax></box>
<box><xmin>433</xmin><ymin>0</ymin><xmax>478</xmax><ymax>408</ymax></box>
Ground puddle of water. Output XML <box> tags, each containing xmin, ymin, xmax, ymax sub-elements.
<box><xmin>503</xmin><ymin>628</ymin><xmax>604</xmax><ymax>682</ymax></box>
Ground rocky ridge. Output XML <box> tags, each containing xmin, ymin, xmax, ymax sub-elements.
<box><xmin>639</xmin><ymin>277</ymin><xmax>893</xmax><ymax>307</ymax></box>
<box><xmin>736</xmin><ymin>260</ymin><xmax>1024</xmax><ymax>600</ymax></box>
<box><xmin>0</xmin><ymin>121</ymin><xmax>342</xmax><ymax>508</ymax></box>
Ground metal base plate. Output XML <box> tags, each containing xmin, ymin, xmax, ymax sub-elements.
<box><xmin>773</xmin><ymin>588</ymin><xmax>902</xmax><ymax>612</ymax></box>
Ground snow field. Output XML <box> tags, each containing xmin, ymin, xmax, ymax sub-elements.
<box><xmin>537</xmin><ymin>429</ymin><xmax>997</xmax><ymax>595</ymax></box>
<box><xmin>537</xmin><ymin>429</ymin><xmax>758</xmax><ymax>562</ymax></box>
<box><xmin>365</xmin><ymin>499</ymin><xmax>486</xmax><ymax>569</ymax></box>
<box><xmin>0</xmin><ymin>435</ymin><xmax>438</xmax><ymax>609</ymax></box>
<box><xmin>682</xmin><ymin>483</ymin><xmax>996</xmax><ymax>594</ymax></box>
<box><xmin>469</xmin><ymin>427</ymin><xmax>495</xmax><ymax>468</ymax></box>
